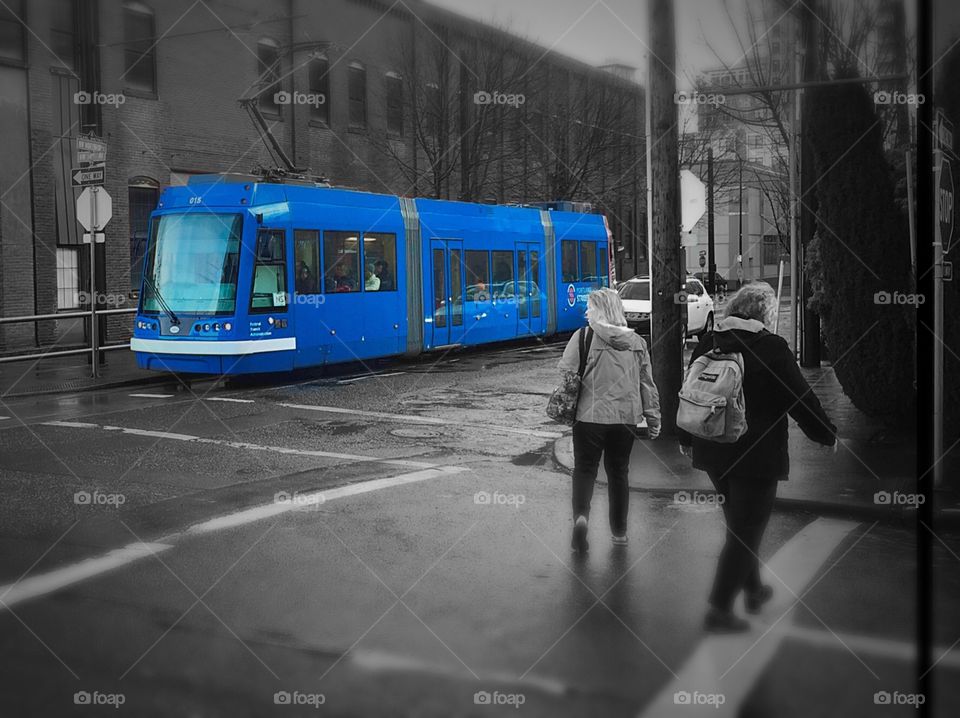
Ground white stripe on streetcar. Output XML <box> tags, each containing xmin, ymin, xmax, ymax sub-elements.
<box><xmin>42</xmin><ymin>421</ymin><xmax>438</xmax><ymax>469</ymax></box>
<box><xmin>279</xmin><ymin>403</ymin><xmax>563</xmax><ymax>439</ymax></box>
<box><xmin>0</xmin><ymin>466</ymin><xmax>466</xmax><ymax>612</ymax></box>
<box><xmin>185</xmin><ymin>466</ymin><xmax>467</xmax><ymax>536</ymax></box>
<box><xmin>129</xmin><ymin>393</ymin><xmax>174</xmax><ymax>398</ymax></box>
<box><xmin>130</xmin><ymin>336</ymin><xmax>296</xmax><ymax>355</ymax></box>
<box><xmin>0</xmin><ymin>542</ymin><xmax>173</xmax><ymax>610</ymax></box>
<box><xmin>639</xmin><ymin>517</ymin><xmax>859</xmax><ymax>718</ymax></box>
<box><xmin>207</xmin><ymin>397</ymin><xmax>256</xmax><ymax>403</ymax></box>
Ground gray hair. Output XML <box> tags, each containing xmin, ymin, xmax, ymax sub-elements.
<box><xmin>586</xmin><ymin>287</ymin><xmax>627</xmax><ymax>327</ymax></box>
<box><xmin>724</xmin><ymin>281</ymin><xmax>777</xmax><ymax>328</ymax></box>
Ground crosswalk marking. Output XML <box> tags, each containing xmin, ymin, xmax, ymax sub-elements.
<box><xmin>129</xmin><ymin>393</ymin><xmax>174</xmax><ymax>398</ymax></box>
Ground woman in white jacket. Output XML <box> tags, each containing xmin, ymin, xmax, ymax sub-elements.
<box><xmin>557</xmin><ymin>288</ymin><xmax>661</xmax><ymax>553</ymax></box>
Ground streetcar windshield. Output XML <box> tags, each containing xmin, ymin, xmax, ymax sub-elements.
<box><xmin>142</xmin><ymin>213</ymin><xmax>243</xmax><ymax>316</ymax></box>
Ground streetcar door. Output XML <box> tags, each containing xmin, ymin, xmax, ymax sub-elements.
<box><xmin>517</xmin><ymin>243</ymin><xmax>543</xmax><ymax>336</ymax></box>
<box><xmin>428</xmin><ymin>239</ymin><xmax>465</xmax><ymax>347</ymax></box>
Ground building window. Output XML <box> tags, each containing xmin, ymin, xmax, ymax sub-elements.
<box><xmin>348</xmin><ymin>61</ymin><xmax>366</xmax><ymax>128</ymax></box>
<box><xmin>129</xmin><ymin>182</ymin><xmax>159</xmax><ymax>291</ymax></box>
<box><xmin>0</xmin><ymin>0</ymin><xmax>25</xmax><ymax>64</ymax></box>
<box><xmin>57</xmin><ymin>248</ymin><xmax>81</xmax><ymax>309</ymax></box>
<box><xmin>425</xmin><ymin>81</ymin><xmax>441</xmax><ymax>140</ymax></box>
<box><xmin>386</xmin><ymin>71</ymin><xmax>403</xmax><ymax>136</ymax></box>
<box><xmin>50</xmin><ymin>0</ymin><xmax>76</xmax><ymax>69</ymax></box>
<box><xmin>123</xmin><ymin>1</ymin><xmax>156</xmax><ymax>94</ymax></box>
<box><xmin>258</xmin><ymin>38</ymin><xmax>282</xmax><ymax>115</ymax></box>
<box><xmin>762</xmin><ymin>235</ymin><xmax>784</xmax><ymax>265</ymax></box>
<box><xmin>308</xmin><ymin>55</ymin><xmax>330</xmax><ymax>124</ymax></box>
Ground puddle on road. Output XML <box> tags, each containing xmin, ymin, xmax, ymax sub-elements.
<box><xmin>511</xmin><ymin>441</ymin><xmax>555</xmax><ymax>467</ymax></box>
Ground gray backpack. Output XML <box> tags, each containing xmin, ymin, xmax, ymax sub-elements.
<box><xmin>676</xmin><ymin>348</ymin><xmax>747</xmax><ymax>443</ymax></box>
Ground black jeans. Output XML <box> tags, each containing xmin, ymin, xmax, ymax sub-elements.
<box><xmin>572</xmin><ymin>422</ymin><xmax>636</xmax><ymax>536</ymax></box>
<box><xmin>707</xmin><ymin>473</ymin><xmax>779</xmax><ymax>612</ymax></box>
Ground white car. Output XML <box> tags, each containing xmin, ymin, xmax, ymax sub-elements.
<box><xmin>617</xmin><ymin>276</ymin><xmax>716</xmax><ymax>339</ymax></box>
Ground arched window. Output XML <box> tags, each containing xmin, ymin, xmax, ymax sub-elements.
<box><xmin>257</xmin><ymin>38</ymin><xmax>282</xmax><ymax>115</ymax></box>
<box><xmin>348</xmin><ymin>60</ymin><xmax>366</xmax><ymax>129</ymax></box>
<box><xmin>386</xmin><ymin>71</ymin><xmax>403</xmax><ymax>136</ymax></box>
<box><xmin>308</xmin><ymin>53</ymin><xmax>330</xmax><ymax>124</ymax></box>
<box><xmin>123</xmin><ymin>1</ymin><xmax>156</xmax><ymax>94</ymax></box>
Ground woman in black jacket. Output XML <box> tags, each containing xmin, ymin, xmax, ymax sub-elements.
<box><xmin>678</xmin><ymin>282</ymin><xmax>837</xmax><ymax>633</ymax></box>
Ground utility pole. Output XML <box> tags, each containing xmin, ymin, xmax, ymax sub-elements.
<box><xmin>648</xmin><ymin>0</ymin><xmax>682</xmax><ymax>435</ymax></box>
<box><xmin>707</xmin><ymin>147</ymin><xmax>716</xmax><ymax>296</ymax></box>
<box><xmin>799</xmin><ymin>0</ymin><xmax>822</xmax><ymax>366</ymax></box>
<box><xmin>739</xmin><ymin>154</ymin><xmax>744</xmax><ymax>285</ymax></box>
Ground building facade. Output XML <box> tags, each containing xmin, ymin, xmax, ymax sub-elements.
<box><xmin>0</xmin><ymin>0</ymin><xmax>646</xmax><ymax>353</ymax></box>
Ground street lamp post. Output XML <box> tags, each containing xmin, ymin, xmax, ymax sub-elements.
<box><xmin>738</xmin><ymin>154</ymin><xmax>744</xmax><ymax>286</ymax></box>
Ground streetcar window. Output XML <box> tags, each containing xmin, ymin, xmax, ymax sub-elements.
<box><xmin>492</xmin><ymin>250</ymin><xmax>514</xmax><ymax>300</ymax></box>
<box><xmin>464</xmin><ymin>250</ymin><xmax>490</xmax><ymax>301</ymax></box>
<box><xmin>561</xmin><ymin>241</ymin><xmax>578</xmax><ymax>283</ymax></box>
<box><xmin>323</xmin><ymin>231</ymin><xmax>361</xmax><ymax>293</ymax></box>
<box><xmin>361</xmin><ymin>233</ymin><xmax>397</xmax><ymax>291</ymax></box>
<box><xmin>250</xmin><ymin>229</ymin><xmax>288</xmax><ymax>312</ymax></box>
<box><xmin>294</xmin><ymin>230</ymin><xmax>320</xmax><ymax>294</ymax></box>
<box><xmin>579</xmin><ymin>241</ymin><xmax>597</xmax><ymax>283</ymax></box>
<box><xmin>598</xmin><ymin>246</ymin><xmax>610</xmax><ymax>287</ymax></box>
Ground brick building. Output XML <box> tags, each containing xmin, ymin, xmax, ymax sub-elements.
<box><xmin>0</xmin><ymin>0</ymin><xmax>646</xmax><ymax>354</ymax></box>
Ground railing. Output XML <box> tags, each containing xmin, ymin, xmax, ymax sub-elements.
<box><xmin>0</xmin><ymin>307</ymin><xmax>137</xmax><ymax>376</ymax></box>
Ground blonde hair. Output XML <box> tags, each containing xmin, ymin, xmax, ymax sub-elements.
<box><xmin>725</xmin><ymin>281</ymin><xmax>777</xmax><ymax>329</ymax></box>
<box><xmin>586</xmin><ymin>287</ymin><xmax>627</xmax><ymax>327</ymax></box>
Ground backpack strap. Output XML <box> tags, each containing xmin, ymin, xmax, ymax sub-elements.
<box><xmin>577</xmin><ymin>327</ymin><xmax>594</xmax><ymax>378</ymax></box>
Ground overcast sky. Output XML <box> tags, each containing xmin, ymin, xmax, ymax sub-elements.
<box><xmin>427</xmin><ymin>0</ymin><xmax>745</xmax><ymax>87</ymax></box>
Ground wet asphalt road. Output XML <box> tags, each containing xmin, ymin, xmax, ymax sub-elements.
<box><xmin>1</xmin><ymin>341</ymin><xmax>959</xmax><ymax>717</ymax></box>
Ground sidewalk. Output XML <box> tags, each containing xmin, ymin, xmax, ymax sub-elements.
<box><xmin>0</xmin><ymin>349</ymin><xmax>165</xmax><ymax>398</ymax></box>
<box><xmin>553</xmin><ymin>364</ymin><xmax>960</xmax><ymax>523</ymax></box>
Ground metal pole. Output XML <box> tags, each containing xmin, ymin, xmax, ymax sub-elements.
<box><xmin>707</xmin><ymin>148</ymin><xmax>715</xmax><ymax>296</ymax></box>
<box><xmin>645</xmin><ymin>63</ymin><xmax>653</xmax><ymax>276</ymax></box>
<box><xmin>774</xmin><ymin>259</ymin><xmax>785</xmax><ymax>334</ymax></box>
<box><xmin>789</xmin><ymin>45</ymin><xmax>800</xmax><ymax>355</ymax></box>
<box><xmin>907</xmin><ymin>149</ymin><xmax>917</xmax><ymax>280</ymax></box>
<box><xmin>89</xmin><ymin>187</ymin><xmax>99</xmax><ymax>378</ymax></box>
<box><xmin>738</xmin><ymin>156</ymin><xmax>744</xmax><ymax>285</ymax></box>
<box><xmin>934</xmin><ymin>150</ymin><xmax>944</xmax><ymax>488</ymax></box>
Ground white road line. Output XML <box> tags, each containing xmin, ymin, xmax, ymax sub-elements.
<box><xmin>185</xmin><ymin>466</ymin><xmax>468</xmax><ymax>536</ymax></box>
<box><xmin>783</xmin><ymin>624</ymin><xmax>960</xmax><ymax>671</ymax></box>
<box><xmin>207</xmin><ymin>397</ymin><xmax>256</xmax><ymax>403</ymax></box>
<box><xmin>279</xmin><ymin>403</ymin><xmax>563</xmax><ymax>439</ymax></box>
<box><xmin>0</xmin><ymin>542</ymin><xmax>173</xmax><ymax>611</ymax></box>
<box><xmin>337</xmin><ymin>371</ymin><xmax>406</xmax><ymax>385</ymax></box>
<box><xmin>42</xmin><ymin>421</ymin><xmax>438</xmax><ymax>469</ymax></box>
<box><xmin>129</xmin><ymin>393</ymin><xmax>174</xmax><ymax>398</ymax></box>
<box><xmin>0</xmin><ymin>465</ymin><xmax>468</xmax><ymax>612</ymax></box>
<box><xmin>639</xmin><ymin>517</ymin><xmax>859</xmax><ymax>717</ymax></box>
<box><xmin>0</xmin><ymin>416</ymin><xmax>10</xmax><ymax>421</ymax></box>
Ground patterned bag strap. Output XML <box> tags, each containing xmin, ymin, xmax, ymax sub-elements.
<box><xmin>577</xmin><ymin>327</ymin><xmax>594</xmax><ymax>378</ymax></box>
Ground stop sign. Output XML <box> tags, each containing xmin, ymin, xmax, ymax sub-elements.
<box><xmin>939</xmin><ymin>155</ymin><xmax>954</xmax><ymax>252</ymax></box>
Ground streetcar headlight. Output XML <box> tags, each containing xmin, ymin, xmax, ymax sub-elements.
<box><xmin>224</xmin><ymin>322</ymin><xmax>232</xmax><ymax>331</ymax></box>
<box><xmin>203</xmin><ymin>324</ymin><xmax>211</xmax><ymax>332</ymax></box>
<box><xmin>213</xmin><ymin>323</ymin><xmax>220</xmax><ymax>331</ymax></box>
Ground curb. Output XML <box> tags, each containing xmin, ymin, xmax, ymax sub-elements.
<box><xmin>551</xmin><ymin>436</ymin><xmax>960</xmax><ymax>529</ymax></box>
<box><xmin>1</xmin><ymin>373</ymin><xmax>172</xmax><ymax>399</ymax></box>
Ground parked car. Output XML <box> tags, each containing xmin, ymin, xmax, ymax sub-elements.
<box><xmin>693</xmin><ymin>271</ymin><xmax>727</xmax><ymax>297</ymax></box>
<box><xmin>617</xmin><ymin>275</ymin><xmax>716</xmax><ymax>340</ymax></box>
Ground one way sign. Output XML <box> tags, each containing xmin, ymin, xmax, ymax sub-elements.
<box><xmin>72</xmin><ymin>164</ymin><xmax>105</xmax><ymax>187</ymax></box>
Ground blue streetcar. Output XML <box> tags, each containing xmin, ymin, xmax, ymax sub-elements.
<box><xmin>131</xmin><ymin>175</ymin><xmax>612</xmax><ymax>374</ymax></box>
